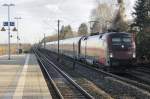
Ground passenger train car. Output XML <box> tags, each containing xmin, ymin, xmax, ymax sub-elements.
<box><xmin>43</xmin><ymin>32</ymin><xmax>136</xmax><ymax>68</ymax></box>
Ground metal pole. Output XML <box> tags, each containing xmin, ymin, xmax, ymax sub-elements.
<box><xmin>44</xmin><ymin>33</ymin><xmax>46</xmax><ymax>48</ymax></box>
<box><xmin>8</xmin><ymin>6</ymin><xmax>11</xmax><ymax>60</ymax></box>
<box><xmin>16</xmin><ymin>19</ymin><xmax>19</xmax><ymax>54</ymax></box>
<box><xmin>57</xmin><ymin>20</ymin><xmax>60</xmax><ymax>61</ymax></box>
<box><xmin>2</xmin><ymin>4</ymin><xmax>15</xmax><ymax>60</ymax></box>
<box><xmin>73</xmin><ymin>43</ymin><xmax>76</xmax><ymax>70</ymax></box>
<box><xmin>14</xmin><ymin>17</ymin><xmax>22</xmax><ymax>54</ymax></box>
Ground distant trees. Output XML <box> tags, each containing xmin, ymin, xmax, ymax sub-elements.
<box><xmin>132</xmin><ymin>0</ymin><xmax>150</xmax><ymax>59</ymax></box>
<box><xmin>41</xmin><ymin>34</ymin><xmax>58</xmax><ymax>42</ymax></box>
<box><xmin>60</xmin><ymin>25</ymin><xmax>73</xmax><ymax>39</ymax></box>
<box><xmin>78</xmin><ymin>23</ymin><xmax>88</xmax><ymax>36</ymax></box>
<box><xmin>41</xmin><ymin>25</ymin><xmax>74</xmax><ymax>43</ymax></box>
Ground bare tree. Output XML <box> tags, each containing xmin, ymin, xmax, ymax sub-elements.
<box><xmin>110</xmin><ymin>0</ymin><xmax>129</xmax><ymax>32</ymax></box>
<box><xmin>91</xmin><ymin>0</ymin><xmax>129</xmax><ymax>33</ymax></box>
<box><xmin>90</xmin><ymin>3</ymin><xmax>114</xmax><ymax>33</ymax></box>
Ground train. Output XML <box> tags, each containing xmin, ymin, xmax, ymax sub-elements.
<box><xmin>42</xmin><ymin>32</ymin><xmax>136</xmax><ymax>69</ymax></box>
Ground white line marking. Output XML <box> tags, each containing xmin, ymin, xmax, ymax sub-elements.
<box><xmin>13</xmin><ymin>54</ymin><xmax>30</xmax><ymax>99</ymax></box>
<box><xmin>0</xmin><ymin>55</ymin><xmax>7</xmax><ymax>58</ymax></box>
<box><xmin>0</xmin><ymin>60</ymin><xmax>16</xmax><ymax>62</ymax></box>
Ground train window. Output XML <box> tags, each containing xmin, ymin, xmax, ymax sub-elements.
<box><xmin>84</xmin><ymin>37</ymin><xmax>88</xmax><ymax>40</ymax></box>
<box><xmin>99</xmin><ymin>35</ymin><xmax>103</xmax><ymax>39</ymax></box>
<box><xmin>112</xmin><ymin>38</ymin><xmax>121</xmax><ymax>45</ymax></box>
<box><xmin>112</xmin><ymin>36</ymin><xmax>132</xmax><ymax>46</ymax></box>
<box><xmin>122</xmin><ymin>37</ymin><xmax>131</xmax><ymax>43</ymax></box>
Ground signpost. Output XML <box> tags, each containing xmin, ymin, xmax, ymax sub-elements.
<box><xmin>1</xmin><ymin>21</ymin><xmax>16</xmax><ymax>60</ymax></box>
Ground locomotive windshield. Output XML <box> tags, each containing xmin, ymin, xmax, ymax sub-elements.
<box><xmin>122</xmin><ymin>37</ymin><xmax>132</xmax><ymax>43</ymax></box>
<box><xmin>112</xmin><ymin>38</ymin><xmax>121</xmax><ymax>45</ymax></box>
<box><xmin>112</xmin><ymin>37</ymin><xmax>131</xmax><ymax>45</ymax></box>
<box><xmin>110</xmin><ymin>33</ymin><xmax>132</xmax><ymax>50</ymax></box>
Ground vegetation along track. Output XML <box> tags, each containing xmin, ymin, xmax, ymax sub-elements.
<box><xmin>33</xmin><ymin>47</ymin><xmax>94</xmax><ymax>99</ymax></box>
<box><xmin>40</xmin><ymin>48</ymin><xmax>150</xmax><ymax>98</ymax></box>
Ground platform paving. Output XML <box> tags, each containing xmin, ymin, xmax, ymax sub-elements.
<box><xmin>0</xmin><ymin>54</ymin><xmax>52</xmax><ymax>99</ymax></box>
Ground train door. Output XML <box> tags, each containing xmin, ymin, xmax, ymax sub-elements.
<box><xmin>80</xmin><ymin>37</ymin><xmax>88</xmax><ymax>61</ymax></box>
<box><xmin>104</xmin><ymin>36</ymin><xmax>110</xmax><ymax>66</ymax></box>
<box><xmin>84</xmin><ymin>37</ymin><xmax>88</xmax><ymax>60</ymax></box>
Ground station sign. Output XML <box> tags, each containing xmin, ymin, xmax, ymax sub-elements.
<box><xmin>3</xmin><ymin>22</ymin><xmax>8</xmax><ymax>26</ymax></box>
<box><xmin>10</xmin><ymin>22</ymin><xmax>15</xmax><ymax>26</ymax></box>
<box><xmin>3</xmin><ymin>22</ymin><xmax>15</xmax><ymax>26</ymax></box>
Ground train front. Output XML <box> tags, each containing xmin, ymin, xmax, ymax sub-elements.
<box><xmin>108</xmin><ymin>32</ymin><xmax>136</xmax><ymax>66</ymax></box>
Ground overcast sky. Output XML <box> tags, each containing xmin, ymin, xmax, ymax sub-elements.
<box><xmin>0</xmin><ymin>0</ymin><xmax>136</xmax><ymax>44</ymax></box>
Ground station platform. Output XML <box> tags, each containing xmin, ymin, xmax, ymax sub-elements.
<box><xmin>0</xmin><ymin>54</ymin><xmax>52</xmax><ymax>99</ymax></box>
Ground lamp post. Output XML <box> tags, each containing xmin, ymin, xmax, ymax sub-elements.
<box><xmin>2</xmin><ymin>3</ymin><xmax>15</xmax><ymax>60</ymax></box>
<box><xmin>14</xmin><ymin>17</ymin><xmax>22</xmax><ymax>54</ymax></box>
<box><xmin>57</xmin><ymin>19</ymin><xmax>60</xmax><ymax>61</ymax></box>
<box><xmin>43</xmin><ymin>33</ymin><xmax>46</xmax><ymax>48</ymax></box>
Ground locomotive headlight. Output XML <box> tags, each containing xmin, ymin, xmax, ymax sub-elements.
<box><xmin>133</xmin><ymin>53</ymin><xmax>136</xmax><ymax>58</ymax></box>
<box><xmin>110</xmin><ymin>53</ymin><xmax>113</xmax><ymax>58</ymax></box>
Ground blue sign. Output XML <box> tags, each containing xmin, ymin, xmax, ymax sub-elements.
<box><xmin>3</xmin><ymin>22</ymin><xmax>8</xmax><ymax>26</ymax></box>
<box><xmin>10</xmin><ymin>22</ymin><xmax>15</xmax><ymax>26</ymax></box>
<box><xmin>3</xmin><ymin>22</ymin><xmax>15</xmax><ymax>26</ymax></box>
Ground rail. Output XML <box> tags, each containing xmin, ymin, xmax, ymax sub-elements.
<box><xmin>33</xmin><ymin>47</ymin><xmax>94</xmax><ymax>99</ymax></box>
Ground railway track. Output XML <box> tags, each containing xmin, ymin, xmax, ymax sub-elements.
<box><xmin>33</xmin><ymin>47</ymin><xmax>94</xmax><ymax>99</ymax></box>
<box><xmin>124</xmin><ymin>68</ymin><xmax>150</xmax><ymax>86</ymax></box>
<box><xmin>71</xmin><ymin>59</ymin><xmax>150</xmax><ymax>93</ymax></box>
<box><xmin>75</xmin><ymin>58</ymin><xmax>150</xmax><ymax>93</ymax></box>
<box><xmin>66</xmin><ymin>55</ymin><xmax>150</xmax><ymax>92</ymax></box>
<box><xmin>135</xmin><ymin>67</ymin><xmax>150</xmax><ymax>74</ymax></box>
<box><xmin>38</xmin><ymin>48</ymin><xmax>150</xmax><ymax>98</ymax></box>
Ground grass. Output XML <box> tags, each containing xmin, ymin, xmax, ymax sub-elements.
<box><xmin>0</xmin><ymin>44</ymin><xmax>31</xmax><ymax>55</ymax></box>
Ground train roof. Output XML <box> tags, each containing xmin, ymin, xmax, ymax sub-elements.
<box><xmin>88</xmin><ymin>32</ymin><xmax>131</xmax><ymax>38</ymax></box>
<box><xmin>46</xmin><ymin>32</ymin><xmax>131</xmax><ymax>44</ymax></box>
<box><xmin>90</xmin><ymin>32</ymin><xmax>131</xmax><ymax>36</ymax></box>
